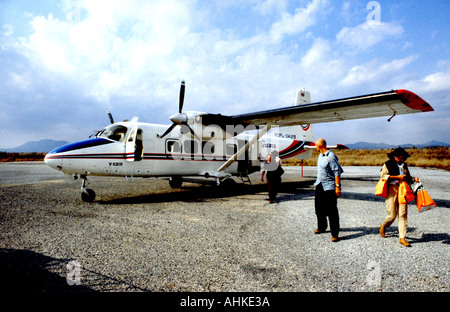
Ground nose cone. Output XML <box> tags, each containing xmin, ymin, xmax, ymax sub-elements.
<box><xmin>170</xmin><ymin>112</ymin><xmax>188</xmax><ymax>124</ymax></box>
<box><xmin>44</xmin><ymin>152</ymin><xmax>62</xmax><ymax>170</ymax></box>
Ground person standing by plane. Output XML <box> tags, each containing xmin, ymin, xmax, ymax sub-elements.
<box><xmin>379</xmin><ymin>147</ymin><xmax>420</xmax><ymax>247</ymax></box>
<box><xmin>261</xmin><ymin>151</ymin><xmax>283</xmax><ymax>203</ymax></box>
<box><xmin>314</xmin><ymin>138</ymin><xmax>343</xmax><ymax>242</ymax></box>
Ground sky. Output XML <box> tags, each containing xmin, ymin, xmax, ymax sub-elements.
<box><xmin>0</xmin><ymin>0</ymin><xmax>449</xmax><ymax>149</ymax></box>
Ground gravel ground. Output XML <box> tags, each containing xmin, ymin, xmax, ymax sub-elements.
<box><xmin>0</xmin><ymin>162</ymin><xmax>449</xmax><ymax>293</ymax></box>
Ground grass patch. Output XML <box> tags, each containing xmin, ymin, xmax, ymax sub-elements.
<box><xmin>0</xmin><ymin>152</ymin><xmax>46</xmax><ymax>162</ymax></box>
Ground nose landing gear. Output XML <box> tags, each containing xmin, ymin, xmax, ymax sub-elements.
<box><xmin>80</xmin><ymin>175</ymin><xmax>96</xmax><ymax>202</ymax></box>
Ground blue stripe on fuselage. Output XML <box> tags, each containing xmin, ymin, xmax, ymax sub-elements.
<box><xmin>48</xmin><ymin>138</ymin><xmax>114</xmax><ymax>154</ymax></box>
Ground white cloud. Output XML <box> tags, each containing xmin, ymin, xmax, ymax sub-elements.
<box><xmin>8</xmin><ymin>0</ymin><xmax>335</xmax><ymax>110</ymax></box>
<box><xmin>9</xmin><ymin>72</ymin><xmax>31</xmax><ymax>90</ymax></box>
<box><xmin>422</xmin><ymin>71</ymin><xmax>450</xmax><ymax>92</ymax></box>
<box><xmin>23</xmin><ymin>15</ymin><xmax>74</xmax><ymax>74</ymax></box>
<box><xmin>1</xmin><ymin>24</ymin><xmax>14</xmax><ymax>38</ymax></box>
<box><xmin>269</xmin><ymin>0</ymin><xmax>329</xmax><ymax>42</ymax></box>
<box><xmin>300</xmin><ymin>37</ymin><xmax>331</xmax><ymax>68</ymax></box>
<box><xmin>340</xmin><ymin>55</ymin><xmax>417</xmax><ymax>87</ymax></box>
<box><xmin>14</xmin><ymin>0</ymin><xmax>199</xmax><ymax>103</ymax></box>
<box><xmin>403</xmin><ymin>70</ymin><xmax>450</xmax><ymax>94</ymax></box>
<box><xmin>336</xmin><ymin>21</ymin><xmax>403</xmax><ymax>51</ymax></box>
<box><xmin>253</xmin><ymin>0</ymin><xmax>288</xmax><ymax>15</ymax></box>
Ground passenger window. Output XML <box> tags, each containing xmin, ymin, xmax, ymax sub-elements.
<box><xmin>184</xmin><ymin>140</ymin><xmax>198</xmax><ymax>154</ymax></box>
<box><xmin>167</xmin><ymin>140</ymin><xmax>181</xmax><ymax>153</ymax></box>
<box><xmin>226</xmin><ymin>144</ymin><xmax>237</xmax><ymax>155</ymax></box>
<box><xmin>203</xmin><ymin>141</ymin><xmax>215</xmax><ymax>154</ymax></box>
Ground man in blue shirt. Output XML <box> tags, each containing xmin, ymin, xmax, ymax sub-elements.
<box><xmin>314</xmin><ymin>138</ymin><xmax>343</xmax><ymax>242</ymax></box>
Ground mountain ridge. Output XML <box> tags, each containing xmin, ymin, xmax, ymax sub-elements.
<box><xmin>1</xmin><ymin>139</ymin><xmax>70</xmax><ymax>153</ymax></box>
<box><xmin>345</xmin><ymin>140</ymin><xmax>449</xmax><ymax>150</ymax></box>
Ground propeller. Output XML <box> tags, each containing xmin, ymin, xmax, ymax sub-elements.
<box><xmin>158</xmin><ymin>81</ymin><xmax>199</xmax><ymax>139</ymax></box>
<box><xmin>107</xmin><ymin>110</ymin><xmax>114</xmax><ymax>124</ymax></box>
<box><xmin>179</xmin><ymin>80</ymin><xmax>185</xmax><ymax>113</ymax></box>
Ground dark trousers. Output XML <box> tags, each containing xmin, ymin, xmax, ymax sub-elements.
<box><xmin>315</xmin><ymin>183</ymin><xmax>340</xmax><ymax>237</ymax></box>
<box><xmin>267</xmin><ymin>177</ymin><xmax>281</xmax><ymax>201</ymax></box>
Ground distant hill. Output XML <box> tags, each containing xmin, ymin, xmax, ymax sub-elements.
<box><xmin>0</xmin><ymin>139</ymin><xmax>69</xmax><ymax>153</ymax></box>
<box><xmin>346</xmin><ymin>140</ymin><xmax>450</xmax><ymax>150</ymax></box>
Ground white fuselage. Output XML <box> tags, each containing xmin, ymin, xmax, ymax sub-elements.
<box><xmin>45</xmin><ymin>88</ymin><xmax>315</xmax><ymax>179</ymax></box>
<box><xmin>44</xmin><ymin>121</ymin><xmax>314</xmax><ymax>178</ymax></box>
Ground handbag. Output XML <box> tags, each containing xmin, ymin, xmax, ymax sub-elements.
<box><xmin>276</xmin><ymin>164</ymin><xmax>284</xmax><ymax>177</ymax></box>
<box><xmin>412</xmin><ymin>182</ymin><xmax>437</xmax><ymax>213</ymax></box>
<box><xmin>375</xmin><ymin>179</ymin><xmax>388</xmax><ymax>198</ymax></box>
<box><xmin>398</xmin><ymin>181</ymin><xmax>415</xmax><ymax>204</ymax></box>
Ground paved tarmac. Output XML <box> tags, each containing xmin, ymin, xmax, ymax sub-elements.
<box><xmin>0</xmin><ymin>162</ymin><xmax>449</xmax><ymax>295</ymax></box>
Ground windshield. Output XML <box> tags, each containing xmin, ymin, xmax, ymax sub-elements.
<box><xmin>97</xmin><ymin>125</ymin><xmax>128</xmax><ymax>142</ymax></box>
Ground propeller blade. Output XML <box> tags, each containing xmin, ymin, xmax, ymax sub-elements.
<box><xmin>179</xmin><ymin>124</ymin><xmax>200</xmax><ymax>141</ymax></box>
<box><xmin>158</xmin><ymin>123</ymin><xmax>177</xmax><ymax>139</ymax></box>
<box><xmin>158</xmin><ymin>80</ymin><xmax>186</xmax><ymax>139</ymax></box>
<box><xmin>187</xmin><ymin>125</ymin><xmax>201</xmax><ymax>141</ymax></box>
<box><xmin>107</xmin><ymin>110</ymin><xmax>114</xmax><ymax>124</ymax></box>
<box><xmin>179</xmin><ymin>80</ymin><xmax>185</xmax><ymax>113</ymax></box>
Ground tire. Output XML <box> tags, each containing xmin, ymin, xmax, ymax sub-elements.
<box><xmin>169</xmin><ymin>176</ymin><xmax>183</xmax><ymax>188</ymax></box>
<box><xmin>81</xmin><ymin>189</ymin><xmax>96</xmax><ymax>202</ymax></box>
<box><xmin>219</xmin><ymin>178</ymin><xmax>238</xmax><ymax>194</ymax></box>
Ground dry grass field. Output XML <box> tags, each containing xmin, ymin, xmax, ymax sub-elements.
<box><xmin>1</xmin><ymin>147</ymin><xmax>449</xmax><ymax>171</ymax></box>
<box><xmin>284</xmin><ymin>147</ymin><xmax>450</xmax><ymax>171</ymax></box>
<box><xmin>0</xmin><ymin>152</ymin><xmax>46</xmax><ymax>162</ymax></box>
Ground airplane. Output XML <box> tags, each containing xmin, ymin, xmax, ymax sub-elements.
<box><xmin>44</xmin><ymin>81</ymin><xmax>434</xmax><ymax>202</ymax></box>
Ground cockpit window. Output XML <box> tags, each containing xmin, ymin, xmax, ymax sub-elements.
<box><xmin>97</xmin><ymin>125</ymin><xmax>128</xmax><ymax>142</ymax></box>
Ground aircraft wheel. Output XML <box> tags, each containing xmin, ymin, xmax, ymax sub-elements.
<box><xmin>219</xmin><ymin>178</ymin><xmax>237</xmax><ymax>192</ymax></box>
<box><xmin>81</xmin><ymin>189</ymin><xmax>96</xmax><ymax>202</ymax></box>
<box><xmin>169</xmin><ymin>176</ymin><xmax>183</xmax><ymax>188</ymax></box>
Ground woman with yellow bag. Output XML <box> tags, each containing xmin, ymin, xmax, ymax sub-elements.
<box><xmin>379</xmin><ymin>148</ymin><xmax>420</xmax><ymax>247</ymax></box>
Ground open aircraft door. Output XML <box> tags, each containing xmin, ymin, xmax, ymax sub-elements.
<box><xmin>125</xmin><ymin>118</ymin><xmax>143</xmax><ymax>162</ymax></box>
<box><xmin>237</xmin><ymin>139</ymin><xmax>249</xmax><ymax>174</ymax></box>
<box><xmin>125</xmin><ymin>125</ymin><xmax>137</xmax><ymax>161</ymax></box>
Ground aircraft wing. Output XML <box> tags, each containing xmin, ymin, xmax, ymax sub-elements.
<box><xmin>221</xmin><ymin>90</ymin><xmax>433</xmax><ymax>127</ymax></box>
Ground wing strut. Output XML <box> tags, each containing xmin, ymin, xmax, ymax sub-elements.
<box><xmin>217</xmin><ymin>124</ymin><xmax>272</xmax><ymax>172</ymax></box>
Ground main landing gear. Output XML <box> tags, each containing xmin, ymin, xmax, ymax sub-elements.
<box><xmin>79</xmin><ymin>175</ymin><xmax>96</xmax><ymax>202</ymax></box>
<box><xmin>169</xmin><ymin>176</ymin><xmax>183</xmax><ymax>188</ymax></box>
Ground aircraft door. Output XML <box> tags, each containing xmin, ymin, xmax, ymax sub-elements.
<box><xmin>125</xmin><ymin>126</ymin><xmax>143</xmax><ymax>161</ymax></box>
<box><xmin>237</xmin><ymin>140</ymin><xmax>249</xmax><ymax>174</ymax></box>
<box><xmin>135</xmin><ymin>129</ymin><xmax>143</xmax><ymax>161</ymax></box>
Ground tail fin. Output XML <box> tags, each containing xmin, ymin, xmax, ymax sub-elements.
<box><xmin>270</xmin><ymin>88</ymin><xmax>314</xmax><ymax>160</ymax></box>
<box><xmin>278</xmin><ymin>88</ymin><xmax>314</xmax><ymax>142</ymax></box>
<box><xmin>295</xmin><ymin>87</ymin><xmax>311</xmax><ymax>105</ymax></box>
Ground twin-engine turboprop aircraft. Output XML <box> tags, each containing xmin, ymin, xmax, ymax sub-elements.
<box><xmin>45</xmin><ymin>81</ymin><xmax>433</xmax><ymax>201</ymax></box>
